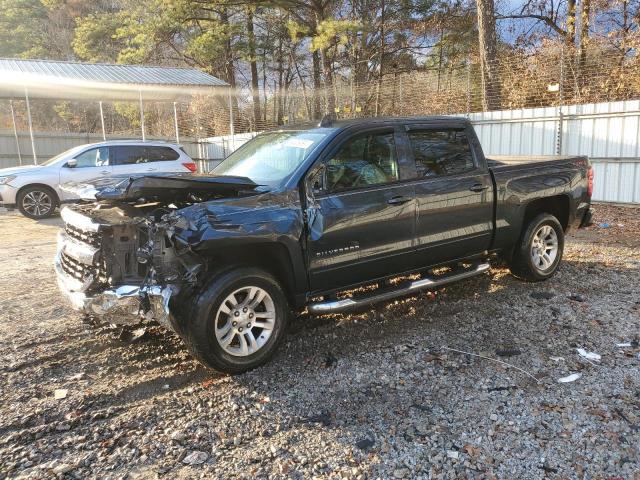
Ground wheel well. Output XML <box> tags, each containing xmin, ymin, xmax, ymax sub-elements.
<box><xmin>522</xmin><ymin>195</ymin><xmax>570</xmax><ymax>231</ymax></box>
<box><xmin>203</xmin><ymin>243</ymin><xmax>298</xmax><ymax>304</ymax></box>
<box><xmin>17</xmin><ymin>184</ymin><xmax>60</xmax><ymax>206</ymax></box>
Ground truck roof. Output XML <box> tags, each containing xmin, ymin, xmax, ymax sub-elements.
<box><xmin>283</xmin><ymin>115</ymin><xmax>470</xmax><ymax>131</ymax></box>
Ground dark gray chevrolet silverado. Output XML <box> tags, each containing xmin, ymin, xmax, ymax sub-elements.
<box><xmin>55</xmin><ymin>116</ymin><xmax>594</xmax><ymax>373</ymax></box>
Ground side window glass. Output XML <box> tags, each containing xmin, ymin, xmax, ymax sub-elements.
<box><xmin>74</xmin><ymin>147</ymin><xmax>109</xmax><ymax>168</ymax></box>
<box><xmin>145</xmin><ymin>146</ymin><xmax>180</xmax><ymax>162</ymax></box>
<box><xmin>112</xmin><ymin>146</ymin><xmax>148</xmax><ymax>165</ymax></box>
<box><xmin>325</xmin><ymin>132</ymin><xmax>399</xmax><ymax>191</ymax></box>
<box><xmin>408</xmin><ymin>129</ymin><xmax>475</xmax><ymax>177</ymax></box>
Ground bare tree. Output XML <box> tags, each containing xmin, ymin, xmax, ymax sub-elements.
<box><xmin>476</xmin><ymin>0</ymin><xmax>501</xmax><ymax>110</ymax></box>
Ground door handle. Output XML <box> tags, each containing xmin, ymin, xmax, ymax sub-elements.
<box><xmin>146</xmin><ymin>168</ymin><xmax>157</xmax><ymax>172</ymax></box>
<box><xmin>100</xmin><ymin>170</ymin><xmax>110</xmax><ymax>175</ymax></box>
<box><xmin>387</xmin><ymin>195</ymin><xmax>413</xmax><ymax>205</ymax></box>
<box><xmin>469</xmin><ymin>184</ymin><xmax>489</xmax><ymax>192</ymax></box>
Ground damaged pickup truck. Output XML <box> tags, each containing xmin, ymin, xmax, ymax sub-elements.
<box><xmin>55</xmin><ymin>116</ymin><xmax>594</xmax><ymax>373</ymax></box>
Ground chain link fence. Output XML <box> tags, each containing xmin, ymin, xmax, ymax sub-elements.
<box><xmin>2</xmin><ymin>44</ymin><xmax>640</xmax><ymax>169</ymax></box>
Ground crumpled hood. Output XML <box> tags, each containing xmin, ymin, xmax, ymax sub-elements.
<box><xmin>60</xmin><ymin>173</ymin><xmax>261</xmax><ymax>202</ymax></box>
<box><xmin>0</xmin><ymin>165</ymin><xmax>44</xmax><ymax>177</ymax></box>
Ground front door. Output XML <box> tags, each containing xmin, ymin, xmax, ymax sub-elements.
<box><xmin>405</xmin><ymin>126</ymin><xmax>494</xmax><ymax>266</ymax></box>
<box><xmin>59</xmin><ymin>146</ymin><xmax>112</xmax><ymax>201</ymax></box>
<box><xmin>306</xmin><ymin>129</ymin><xmax>416</xmax><ymax>292</ymax></box>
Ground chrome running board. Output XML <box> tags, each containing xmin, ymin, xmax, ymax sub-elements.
<box><xmin>308</xmin><ymin>262</ymin><xmax>491</xmax><ymax>314</ymax></box>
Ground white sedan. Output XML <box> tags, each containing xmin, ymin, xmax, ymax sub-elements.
<box><xmin>0</xmin><ymin>141</ymin><xmax>197</xmax><ymax>219</ymax></box>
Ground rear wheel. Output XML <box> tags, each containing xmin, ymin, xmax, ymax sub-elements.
<box><xmin>509</xmin><ymin>213</ymin><xmax>564</xmax><ymax>281</ymax></box>
<box><xmin>17</xmin><ymin>186</ymin><xmax>57</xmax><ymax>219</ymax></box>
<box><xmin>183</xmin><ymin>267</ymin><xmax>289</xmax><ymax>374</ymax></box>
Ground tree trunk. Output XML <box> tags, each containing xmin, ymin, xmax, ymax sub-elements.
<box><xmin>476</xmin><ymin>0</ymin><xmax>501</xmax><ymax>111</ymax></box>
<box><xmin>579</xmin><ymin>0</ymin><xmax>591</xmax><ymax>72</ymax></box>
<box><xmin>375</xmin><ymin>0</ymin><xmax>386</xmax><ymax>116</ymax></box>
<box><xmin>220</xmin><ymin>7</ymin><xmax>238</xmax><ymax>133</ymax></box>
<box><xmin>321</xmin><ymin>47</ymin><xmax>336</xmax><ymax>114</ymax></box>
<box><xmin>246</xmin><ymin>7</ymin><xmax>261</xmax><ymax>128</ymax></box>
<box><xmin>276</xmin><ymin>34</ymin><xmax>284</xmax><ymax>125</ymax></box>
<box><xmin>312</xmin><ymin>50</ymin><xmax>322</xmax><ymax>119</ymax></box>
<box><xmin>566</xmin><ymin>0</ymin><xmax>577</xmax><ymax>46</ymax></box>
<box><xmin>292</xmin><ymin>50</ymin><xmax>312</xmax><ymax>120</ymax></box>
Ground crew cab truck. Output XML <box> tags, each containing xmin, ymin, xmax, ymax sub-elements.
<box><xmin>54</xmin><ymin>116</ymin><xmax>594</xmax><ymax>373</ymax></box>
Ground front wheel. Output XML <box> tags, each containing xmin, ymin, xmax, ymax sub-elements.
<box><xmin>183</xmin><ymin>267</ymin><xmax>289</xmax><ymax>374</ymax></box>
<box><xmin>509</xmin><ymin>213</ymin><xmax>565</xmax><ymax>281</ymax></box>
<box><xmin>17</xmin><ymin>186</ymin><xmax>57</xmax><ymax>219</ymax></box>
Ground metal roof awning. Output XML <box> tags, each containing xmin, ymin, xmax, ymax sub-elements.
<box><xmin>0</xmin><ymin>58</ymin><xmax>229</xmax><ymax>101</ymax></box>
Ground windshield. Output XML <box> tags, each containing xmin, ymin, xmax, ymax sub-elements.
<box><xmin>213</xmin><ymin>130</ymin><xmax>331</xmax><ymax>185</ymax></box>
<box><xmin>40</xmin><ymin>145</ymin><xmax>86</xmax><ymax>166</ymax></box>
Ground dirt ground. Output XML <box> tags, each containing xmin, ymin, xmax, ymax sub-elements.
<box><xmin>0</xmin><ymin>204</ymin><xmax>639</xmax><ymax>479</ymax></box>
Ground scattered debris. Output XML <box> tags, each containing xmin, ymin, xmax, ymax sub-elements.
<box><xmin>487</xmin><ymin>385</ymin><xmax>518</xmax><ymax>392</ymax></box>
<box><xmin>355</xmin><ymin>437</ymin><xmax>375</xmax><ymax>451</ymax></box>
<box><xmin>446</xmin><ymin>450</ymin><xmax>459</xmax><ymax>460</ymax></box>
<box><xmin>495</xmin><ymin>348</ymin><xmax>522</xmax><ymax>357</ymax></box>
<box><xmin>442</xmin><ymin>346</ymin><xmax>540</xmax><ymax>383</ymax></box>
<box><xmin>52</xmin><ymin>463</ymin><xmax>74</xmax><ymax>475</ymax></box>
<box><xmin>303</xmin><ymin>411</ymin><xmax>332</xmax><ymax>427</ymax></box>
<box><xmin>557</xmin><ymin>373</ymin><xmax>582</xmax><ymax>383</ymax></box>
<box><xmin>613</xmin><ymin>408</ymin><xmax>639</xmax><ymax>431</ymax></box>
<box><xmin>119</xmin><ymin>327</ymin><xmax>148</xmax><ymax>343</ymax></box>
<box><xmin>598</xmin><ymin>222</ymin><xmax>611</xmax><ymax>228</ymax></box>
<box><xmin>54</xmin><ymin>389</ymin><xmax>68</xmax><ymax>400</ymax></box>
<box><xmin>324</xmin><ymin>353</ymin><xmax>337</xmax><ymax>368</ymax></box>
<box><xmin>576</xmin><ymin>348</ymin><xmax>601</xmax><ymax>361</ymax></box>
<box><xmin>616</xmin><ymin>341</ymin><xmax>638</xmax><ymax>348</ymax></box>
<box><xmin>462</xmin><ymin>444</ymin><xmax>481</xmax><ymax>457</ymax></box>
<box><xmin>549</xmin><ymin>356</ymin><xmax>565</xmax><ymax>362</ymax></box>
<box><xmin>539</xmin><ymin>463</ymin><xmax>559</xmax><ymax>473</ymax></box>
<box><xmin>530</xmin><ymin>291</ymin><xmax>555</xmax><ymax>300</ymax></box>
<box><xmin>568</xmin><ymin>293</ymin><xmax>587</xmax><ymax>302</ymax></box>
<box><xmin>182</xmin><ymin>451</ymin><xmax>209</xmax><ymax>465</ymax></box>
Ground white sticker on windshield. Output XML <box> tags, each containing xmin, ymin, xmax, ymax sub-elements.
<box><xmin>283</xmin><ymin>138</ymin><xmax>314</xmax><ymax>149</ymax></box>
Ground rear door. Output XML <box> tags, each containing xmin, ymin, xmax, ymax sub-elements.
<box><xmin>405</xmin><ymin>125</ymin><xmax>493</xmax><ymax>266</ymax></box>
<box><xmin>111</xmin><ymin>145</ymin><xmax>184</xmax><ymax>175</ymax></box>
<box><xmin>305</xmin><ymin>127</ymin><xmax>417</xmax><ymax>292</ymax></box>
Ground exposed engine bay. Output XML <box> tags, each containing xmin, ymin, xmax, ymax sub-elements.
<box><xmin>56</xmin><ymin>174</ymin><xmax>262</xmax><ymax>330</ymax></box>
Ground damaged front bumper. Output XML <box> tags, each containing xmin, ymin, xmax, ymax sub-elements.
<box><xmin>54</xmin><ymin>253</ymin><xmax>177</xmax><ymax>332</ymax></box>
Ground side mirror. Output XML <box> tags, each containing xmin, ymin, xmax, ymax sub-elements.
<box><xmin>66</xmin><ymin>159</ymin><xmax>77</xmax><ymax>168</ymax></box>
<box><xmin>309</xmin><ymin>165</ymin><xmax>325</xmax><ymax>194</ymax></box>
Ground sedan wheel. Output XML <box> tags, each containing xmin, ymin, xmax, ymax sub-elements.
<box><xmin>18</xmin><ymin>187</ymin><xmax>57</xmax><ymax>219</ymax></box>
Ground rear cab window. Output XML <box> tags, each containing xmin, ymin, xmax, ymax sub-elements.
<box><xmin>407</xmin><ymin>129</ymin><xmax>476</xmax><ymax>177</ymax></box>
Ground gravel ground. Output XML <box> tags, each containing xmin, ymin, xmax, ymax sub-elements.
<box><xmin>0</xmin><ymin>204</ymin><xmax>639</xmax><ymax>479</ymax></box>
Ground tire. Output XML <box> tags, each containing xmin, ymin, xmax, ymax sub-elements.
<box><xmin>183</xmin><ymin>267</ymin><xmax>290</xmax><ymax>374</ymax></box>
<box><xmin>509</xmin><ymin>213</ymin><xmax>564</xmax><ymax>281</ymax></box>
<box><xmin>17</xmin><ymin>185</ymin><xmax>57</xmax><ymax>219</ymax></box>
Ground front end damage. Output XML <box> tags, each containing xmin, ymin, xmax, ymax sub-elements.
<box><xmin>54</xmin><ymin>174</ymin><xmax>260</xmax><ymax>331</ymax></box>
<box><xmin>55</xmin><ymin>205</ymin><xmax>191</xmax><ymax>331</ymax></box>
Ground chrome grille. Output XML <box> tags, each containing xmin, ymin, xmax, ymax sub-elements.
<box><xmin>65</xmin><ymin>223</ymin><xmax>101</xmax><ymax>248</ymax></box>
<box><xmin>60</xmin><ymin>251</ymin><xmax>97</xmax><ymax>282</ymax></box>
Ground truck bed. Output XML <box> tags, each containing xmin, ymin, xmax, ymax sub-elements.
<box><xmin>487</xmin><ymin>155</ymin><xmax>586</xmax><ymax>169</ymax></box>
<box><xmin>487</xmin><ymin>154</ymin><xmax>590</xmax><ymax>252</ymax></box>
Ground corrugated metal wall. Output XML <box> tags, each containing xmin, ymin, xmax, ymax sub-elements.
<box><xmin>2</xmin><ymin>100</ymin><xmax>639</xmax><ymax>203</ymax></box>
<box><xmin>469</xmin><ymin>100</ymin><xmax>640</xmax><ymax>204</ymax></box>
